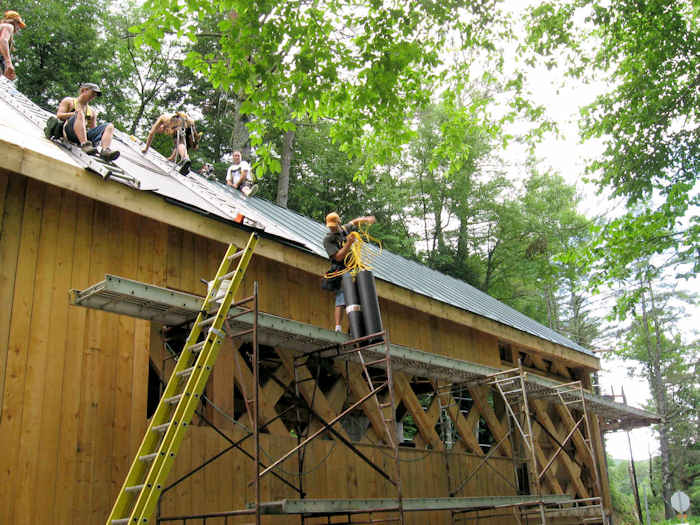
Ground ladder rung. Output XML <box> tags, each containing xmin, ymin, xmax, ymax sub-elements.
<box><xmin>111</xmin><ymin>519</ymin><xmax>129</xmax><ymax>524</ymax></box>
<box><xmin>229</xmin><ymin>328</ymin><xmax>254</xmax><ymax>338</ymax></box>
<box><xmin>152</xmin><ymin>421</ymin><xmax>172</xmax><ymax>432</ymax></box>
<box><xmin>199</xmin><ymin>316</ymin><xmax>217</xmax><ymax>327</ymax></box>
<box><xmin>177</xmin><ymin>366</ymin><xmax>195</xmax><ymax>378</ymax></box>
<box><xmin>125</xmin><ymin>484</ymin><xmax>145</xmax><ymax>493</ymax></box>
<box><xmin>227</xmin><ymin>249</ymin><xmax>244</xmax><ymax>262</ymax></box>
<box><xmin>379</xmin><ymin>403</ymin><xmax>392</xmax><ymax>409</ymax></box>
<box><xmin>219</xmin><ymin>269</ymin><xmax>237</xmax><ymax>281</ymax></box>
<box><xmin>364</xmin><ymin>358</ymin><xmax>387</xmax><ymax>367</ymax></box>
<box><xmin>139</xmin><ymin>452</ymin><xmax>159</xmax><ymax>462</ymax></box>
<box><xmin>189</xmin><ymin>341</ymin><xmax>206</xmax><ymax>352</ymax></box>
<box><xmin>164</xmin><ymin>394</ymin><xmax>183</xmax><ymax>405</ymax></box>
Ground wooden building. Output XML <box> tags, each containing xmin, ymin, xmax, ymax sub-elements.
<box><xmin>0</xmin><ymin>81</ymin><xmax>656</xmax><ymax>524</ymax></box>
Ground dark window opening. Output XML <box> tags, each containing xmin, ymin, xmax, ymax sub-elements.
<box><xmin>147</xmin><ymin>359</ymin><xmax>163</xmax><ymax>419</ymax></box>
<box><xmin>517</xmin><ymin>463</ymin><xmax>530</xmax><ymax>494</ymax></box>
<box><xmin>478</xmin><ymin>416</ymin><xmax>496</xmax><ymax>453</ymax></box>
<box><xmin>499</xmin><ymin>342</ymin><xmax>513</xmax><ymax>363</ymax></box>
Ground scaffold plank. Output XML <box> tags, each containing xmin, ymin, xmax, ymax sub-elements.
<box><xmin>256</xmin><ymin>495</ymin><xmax>573</xmax><ymax>515</ymax></box>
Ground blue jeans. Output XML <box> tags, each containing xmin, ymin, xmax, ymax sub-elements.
<box><xmin>64</xmin><ymin>115</ymin><xmax>109</xmax><ymax>146</ymax></box>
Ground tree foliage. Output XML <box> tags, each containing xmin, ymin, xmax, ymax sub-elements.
<box><xmin>525</xmin><ymin>0</ymin><xmax>699</xmax><ymax>314</ymax></box>
<box><xmin>135</xmin><ymin>0</ymin><xmax>524</xmax><ymax>180</ymax></box>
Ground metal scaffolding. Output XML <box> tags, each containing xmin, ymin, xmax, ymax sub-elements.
<box><xmin>69</xmin><ymin>275</ymin><xmax>660</xmax><ymax>524</ymax></box>
<box><xmin>439</xmin><ymin>368</ymin><xmax>609</xmax><ymax>525</ymax></box>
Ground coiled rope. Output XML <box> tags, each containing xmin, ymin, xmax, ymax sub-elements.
<box><xmin>324</xmin><ymin>223</ymin><xmax>382</xmax><ymax>280</ymax></box>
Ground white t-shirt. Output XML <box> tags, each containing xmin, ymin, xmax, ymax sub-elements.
<box><xmin>226</xmin><ymin>161</ymin><xmax>251</xmax><ymax>186</ymax></box>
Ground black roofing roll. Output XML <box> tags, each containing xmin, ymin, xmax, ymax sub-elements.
<box><xmin>342</xmin><ymin>273</ymin><xmax>365</xmax><ymax>340</ymax></box>
<box><xmin>357</xmin><ymin>270</ymin><xmax>383</xmax><ymax>340</ymax></box>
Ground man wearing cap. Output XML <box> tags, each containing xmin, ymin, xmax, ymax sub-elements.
<box><xmin>56</xmin><ymin>83</ymin><xmax>120</xmax><ymax>161</ymax></box>
<box><xmin>0</xmin><ymin>10</ymin><xmax>26</xmax><ymax>81</ymax></box>
<box><xmin>323</xmin><ymin>212</ymin><xmax>376</xmax><ymax>332</ymax></box>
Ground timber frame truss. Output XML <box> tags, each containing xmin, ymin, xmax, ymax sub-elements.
<box><xmin>437</xmin><ymin>369</ymin><xmax>609</xmax><ymax>524</ymax></box>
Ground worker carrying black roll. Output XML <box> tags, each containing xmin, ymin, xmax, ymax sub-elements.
<box><xmin>322</xmin><ymin>212</ymin><xmax>376</xmax><ymax>332</ymax></box>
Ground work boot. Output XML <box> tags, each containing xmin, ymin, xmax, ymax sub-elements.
<box><xmin>243</xmin><ymin>184</ymin><xmax>259</xmax><ymax>197</ymax></box>
<box><xmin>80</xmin><ymin>142</ymin><xmax>97</xmax><ymax>155</ymax></box>
<box><xmin>178</xmin><ymin>158</ymin><xmax>191</xmax><ymax>175</ymax></box>
<box><xmin>100</xmin><ymin>148</ymin><xmax>120</xmax><ymax>162</ymax></box>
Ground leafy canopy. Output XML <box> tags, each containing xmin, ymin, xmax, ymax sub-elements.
<box><xmin>135</xmin><ymin>0</ymin><xmax>512</xmax><ymax>178</ymax></box>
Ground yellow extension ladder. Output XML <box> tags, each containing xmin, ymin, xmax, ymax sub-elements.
<box><xmin>106</xmin><ymin>233</ymin><xmax>259</xmax><ymax>524</ymax></box>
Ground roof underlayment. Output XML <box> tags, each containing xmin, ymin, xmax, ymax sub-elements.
<box><xmin>0</xmin><ymin>77</ymin><xmax>595</xmax><ymax>357</ymax></box>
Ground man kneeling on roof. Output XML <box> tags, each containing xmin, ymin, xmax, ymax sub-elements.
<box><xmin>56</xmin><ymin>83</ymin><xmax>120</xmax><ymax>161</ymax></box>
<box><xmin>142</xmin><ymin>112</ymin><xmax>201</xmax><ymax>175</ymax></box>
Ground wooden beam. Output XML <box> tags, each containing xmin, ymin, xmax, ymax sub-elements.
<box><xmin>335</xmin><ymin>362</ymin><xmax>393</xmax><ymax>445</ymax></box>
<box><xmin>276</xmin><ymin>348</ymin><xmax>350</xmax><ymax>442</ymax></box>
<box><xmin>393</xmin><ymin>373</ymin><xmax>444</xmax><ymax>450</ymax></box>
<box><xmin>434</xmin><ymin>381</ymin><xmax>483</xmax><ymax>456</ymax></box>
<box><xmin>468</xmin><ymin>386</ymin><xmax>512</xmax><ymax>457</ymax></box>
<box><xmin>532</xmin><ymin>400</ymin><xmax>590</xmax><ymax>499</ymax></box>
<box><xmin>553</xmin><ymin>404</ymin><xmax>595</xmax><ymax>473</ymax></box>
<box><xmin>228</xmin><ymin>344</ymin><xmax>288</xmax><ymax>435</ymax></box>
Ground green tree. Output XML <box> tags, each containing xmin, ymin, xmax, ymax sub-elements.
<box><xmin>260</xmin><ymin>121</ymin><xmax>416</xmax><ymax>257</ymax></box>
<box><xmin>135</xmin><ymin>0</ymin><xmax>536</xmax><ymax>187</ymax></box>
<box><xmin>13</xmin><ymin>0</ymin><xmax>113</xmax><ymax>109</ymax></box>
<box><xmin>614</xmin><ymin>264</ymin><xmax>698</xmax><ymax>518</ymax></box>
<box><xmin>524</xmin><ymin>0</ymin><xmax>699</xmax><ymax>306</ymax></box>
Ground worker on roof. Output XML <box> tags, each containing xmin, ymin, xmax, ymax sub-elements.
<box><xmin>56</xmin><ymin>83</ymin><xmax>120</xmax><ymax>161</ymax></box>
<box><xmin>323</xmin><ymin>212</ymin><xmax>376</xmax><ymax>332</ymax></box>
<box><xmin>226</xmin><ymin>150</ymin><xmax>258</xmax><ymax>197</ymax></box>
<box><xmin>142</xmin><ymin>112</ymin><xmax>201</xmax><ymax>175</ymax></box>
<box><xmin>0</xmin><ymin>10</ymin><xmax>26</xmax><ymax>81</ymax></box>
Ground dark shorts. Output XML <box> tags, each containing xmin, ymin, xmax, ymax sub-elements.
<box><xmin>63</xmin><ymin>115</ymin><xmax>109</xmax><ymax>146</ymax></box>
<box><xmin>0</xmin><ymin>56</ymin><xmax>5</xmax><ymax>75</ymax></box>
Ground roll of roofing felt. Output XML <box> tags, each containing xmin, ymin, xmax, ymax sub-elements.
<box><xmin>357</xmin><ymin>270</ymin><xmax>383</xmax><ymax>342</ymax></box>
<box><xmin>342</xmin><ymin>273</ymin><xmax>366</xmax><ymax>340</ymax></box>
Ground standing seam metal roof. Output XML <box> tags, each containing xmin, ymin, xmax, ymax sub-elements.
<box><xmin>0</xmin><ymin>78</ymin><xmax>593</xmax><ymax>357</ymax></box>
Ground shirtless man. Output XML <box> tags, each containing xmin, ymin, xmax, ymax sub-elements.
<box><xmin>142</xmin><ymin>112</ymin><xmax>200</xmax><ymax>175</ymax></box>
<box><xmin>0</xmin><ymin>10</ymin><xmax>26</xmax><ymax>81</ymax></box>
<box><xmin>56</xmin><ymin>83</ymin><xmax>120</xmax><ymax>161</ymax></box>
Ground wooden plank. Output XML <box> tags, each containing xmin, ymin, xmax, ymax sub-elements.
<box><xmin>0</xmin><ymin>178</ymin><xmax>43</xmax><ymax>523</ymax></box>
<box><xmin>15</xmin><ymin>182</ymin><xmax>58</xmax><ymax>523</ymax></box>
<box><xmin>53</xmin><ymin>193</ymin><xmax>93</xmax><ymax>523</ymax></box>
<box><xmin>87</xmin><ymin>201</ymin><xmax>117</xmax><ymax>523</ymax></box>
<box><xmin>111</xmin><ymin>209</ymin><xmax>139</xmax><ymax>505</ymax></box>
<box><xmin>33</xmin><ymin>189</ymin><xmax>78</xmax><ymax>521</ymax></box>
<box><xmin>0</xmin><ymin>174</ymin><xmax>25</xmax><ymax>423</ymax></box>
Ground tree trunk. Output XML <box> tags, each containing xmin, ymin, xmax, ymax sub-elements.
<box><xmin>276</xmin><ymin>129</ymin><xmax>295</xmax><ymax>208</ymax></box>
<box><xmin>640</xmin><ymin>284</ymin><xmax>673</xmax><ymax>518</ymax></box>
